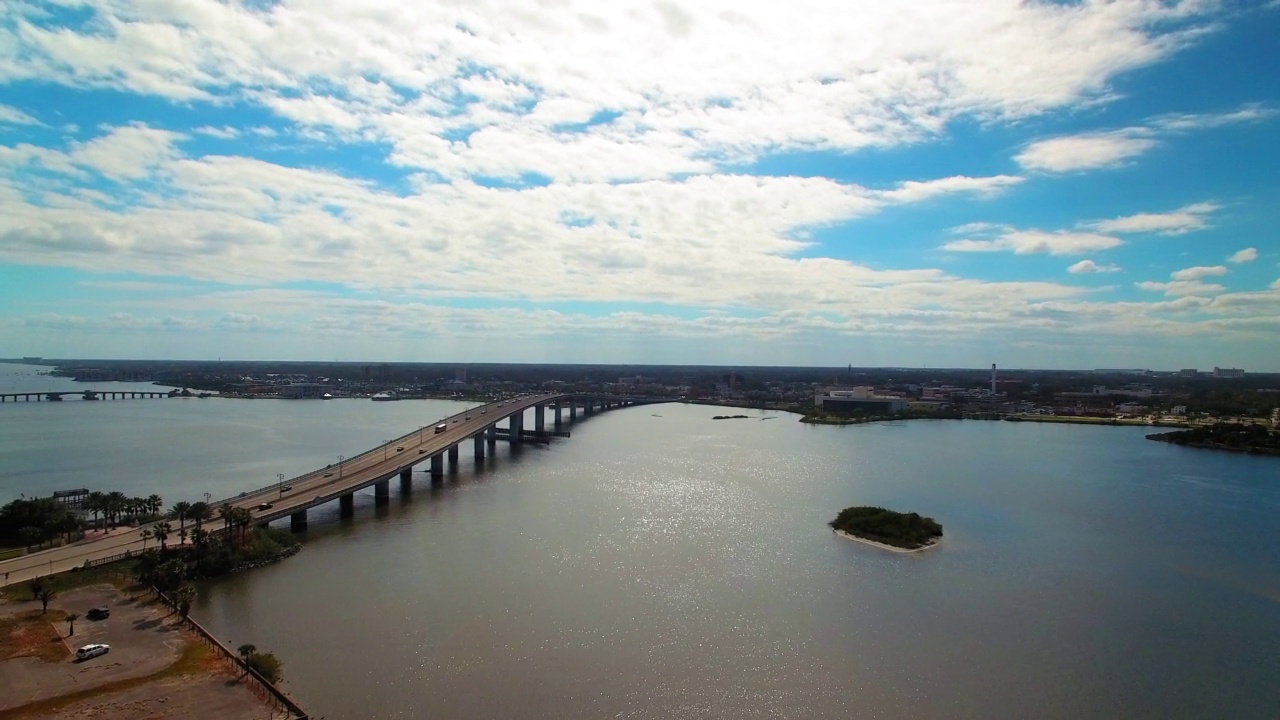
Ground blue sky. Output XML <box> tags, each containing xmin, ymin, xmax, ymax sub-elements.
<box><xmin>2</xmin><ymin>0</ymin><xmax>1279</xmax><ymax>369</ymax></box>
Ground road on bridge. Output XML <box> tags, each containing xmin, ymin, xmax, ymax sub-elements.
<box><xmin>0</xmin><ymin>393</ymin><xmax>583</xmax><ymax>587</ymax></box>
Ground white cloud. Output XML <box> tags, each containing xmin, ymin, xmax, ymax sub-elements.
<box><xmin>1170</xmin><ymin>265</ymin><xmax>1227</xmax><ymax>281</ymax></box>
<box><xmin>1228</xmin><ymin>247</ymin><xmax>1257</xmax><ymax>264</ymax></box>
<box><xmin>1067</xmin><ymin>260</ymin><xmax>1122</xmax><ymax>274</ymax></box>
<box><xmin>1136</xmin><ymin>280</ymin><xmax>1226</xmax><ymax>297</ymax></box>
<box><xmin>0</xmin><ymin>0</ymin><xmax>1228</xmax><ymax>182</ymax></box>
<box><xmin>1016</xmin><ymin>102</ymin><xmax>1275</xmax><ymax>174</ymax></box>
<box><xmin>875</xmin><ymin>175</ymin><xmax>1023</xmax><ymax>203</ymax></box>
<box><xmin>193</xmin><ymin>126</ymin><xmax>240</xmax><ymax>139</ymax></box>
<box><xmin>69</xmin><ymin>123</ymin><xmax>186</xmax><ymax>179</ymax></box>
<box><xmin>943</xmin><ymin>229</ymin><xmax>1123</xmax><ymax>255</ymax></box>
<box><xmin>1150</xmin><ymin>104</ymin><xmax>1277</xmax><ymax>131</ymax></box>
<box><xmin>1014</xmin><ymin>130</ymin><xmax>1156</xmax><ymax>172</ymax></box>
<box><xmin>1087</xmin><ymin>202</ymin><xmax>1219</xmax><ymax>235</ymax></box>
<box><xmin>0</xmin><ymin>104</ymin><xmax>42</xmax><ymax>126</ymax></box>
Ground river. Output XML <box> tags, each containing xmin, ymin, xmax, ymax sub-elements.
<box><xmin>1</xmin><ymin>363</ymin><xmax>1278</xmax><ymax>718</ymax></box>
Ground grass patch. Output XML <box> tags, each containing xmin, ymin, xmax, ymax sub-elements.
<box><xmin>0</xmin><ymin>547</ymin><xmax>25</xmax><ymax>562</ymax></box>
<box><xmin>0</xmin><ymin>567</ymin><xmax>138</xmax><ymax>604</ymax></box>
<box><xmin>0</xmin><ymin>630</ymin><xmax>215</xmax><ymax>720</ymax></box>
<box><xmin>0</xmin><ymin>609</ymin><xmax>69</xmax><ymax>663</ymax></box>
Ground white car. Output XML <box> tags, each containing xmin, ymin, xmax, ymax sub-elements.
<box><xmin>76</xmin><ymin>643</ymin><xmax>110</xmax><ymax>660</ymax></box>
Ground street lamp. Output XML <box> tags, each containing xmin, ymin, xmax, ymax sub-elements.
<box><xmin>277</xmin><ymin>473</ymin><xmax>286</xmax><ymax>496</ymax></box>
<box><xmin>338</xmin><ymin>455</ymin><xmax>345</xmax><ymax>478</ymax></box>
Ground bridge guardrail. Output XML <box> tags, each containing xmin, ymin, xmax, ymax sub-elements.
<box><xmin>204</xmin><ymin>394</ymin><xmax>568</xmax><ymax>509</ymax></box>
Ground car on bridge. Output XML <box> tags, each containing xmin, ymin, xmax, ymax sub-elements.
<box><xmin>257</xmin><ymin>502</ymin><xmax>273</xmax><ymax>511</ymax></box>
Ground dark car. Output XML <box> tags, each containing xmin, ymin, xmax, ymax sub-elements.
<box><xmin>86</xmin><ymin>606</ymin><xmax>109</xmax><ymax>620</ymax></box>
<box><xmin>257</xmin><ymin>502</ymin><xmax>273</xmax><ymax>511</ymax></box>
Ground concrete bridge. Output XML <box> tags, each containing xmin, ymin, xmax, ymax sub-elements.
<box><xmin>0</xmin><ymin>389</ymin><xmax>174</xmax><ymax>402</ymax></box>
<box><xmin>227</xmin><ymin>393</ymin><xmax>655</xmax><ymax>530</ymax></box>
<box><xmin>0</xmin><ymin>393</ymin><xmax>665</xmax><ymax>585</ymax></box>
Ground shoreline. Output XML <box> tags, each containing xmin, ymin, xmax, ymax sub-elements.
<box><xmin>833</xmin><ymin>529</ymin><xmax>940</xmax><ymax>554</ymax></box>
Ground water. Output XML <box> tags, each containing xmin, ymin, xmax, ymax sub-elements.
<box><xmin>2</xmin><ymin>363</ymin><xmax>1279</xmax><ymax>718</ymax></box>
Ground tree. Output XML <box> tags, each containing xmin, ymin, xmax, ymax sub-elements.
<box><xmin>174</xmin><ymin>584</ymin><xmax>196</xmax><ymax>619</ymax></box>
<box><xmin>178</xmin><ymin>527</ymin><xmax>188</xmax><ymax>547</ymax></box>
<box><xmin>37</xmin><ymin>585</ymin><xmax>56</xmax><ymax>614</ymax></box>
<box><xmin>189</xmin><ymin>502</ymin><xmax>211</xmax><ymax>531</ymax></box>
<box><xmin>18</xmin><ymin>525</ymin><xmax>44</xmax><ymax>550</ymax></box>
<box><xmin>148</xmin><ymin>494</ymin><xmax>164</xmax><ymax>517</ymax></box>
<box><xmin>171</xmin><ymin>501</ymin><xmax>192</xmax><ymax>530</ymax></box>
<box><xmin>152</xmin><ymin>521</ymin><xmax>172</xmax><ymax>552</ymax></box>
<box><xmin>237</xmin><ymin>643</ymin><xmax>257</xmax><ymax>664</ymax></box>
<box><xmin>86</xmin><ymin>492</ymin><xmax>106</xmax><ymax>530</ymax></box>
<box><xmin>246</xmin><ymin>650</ymin><xmax>283</xmax><ymax>683</ymax></box>
<box><xmin>65</xmin><ymin>612</ymin><xmax>80</xmax><ymax>636</ymax></box>
<box><xmin>141</xmin><ymin>527</ymin><xmax>153</xmax><ymax>551</ymax></box>
<box><xmin>106</xmin><ymin>491</ymin><xmax>127</xmax><ymax>528</ymax></box>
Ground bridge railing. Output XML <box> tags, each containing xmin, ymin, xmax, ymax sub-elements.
<box><xmin>204</xmin><ymin>394</ymin><xmax>567</xmax><ymax>509</ymax></box>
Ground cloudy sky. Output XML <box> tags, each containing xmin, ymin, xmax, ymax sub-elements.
<box><xmin>2</xmin><ymin>0</ymin><xmax>1279</xmax><ymax>369</ymax></box>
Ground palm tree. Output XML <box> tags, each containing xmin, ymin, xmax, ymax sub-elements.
<box><xmin>106</xmin><ymin>491</ymin><xmax>127</xmax><ymax>528</ymax></box>
<box><xmin>37</xmin><ymin>585</ymin><xmax>56</xmax><ymax>614</ymax></box>
<box><xmin>148</xmin><ymin>494</ymin><xmax>163</xmax><ymax>517</ymax></box>
<box><xmin>188</xmin><ymin>501</ymin><xmax>211</xmax><ymax>531</ymax></box>
<box><xmin>237</xmin><ymin>643</ymin><xmax>257</xmax><ymax>670</ymax></box>
<box><xmin>171</xmin><ymin>501</ymin><xmax>192</xmax><ymax>530</ymax></box>
<box><xmin>219</xmin><ymin>503</ymin><xmax>233</xmax><ymax>534</ymax></box>
<box><xmin>178</xmin><ymin>527</ymin><xmax>188</xmax><ymax>547</ymax></box>
<box><xmin>174</xmin><ymin>584</ymin><xmax>197</xmax><ymax>619</ymax></box>
<box><xmin>152</xmin><ymin>522</ymin><xmax>172</xmax><ymax>552</ymax></box>
<box><xmin>86</xmin><ymin>491</ymin><xmax>106</xmax><ymax>531</ymax></box>
<box><xmin>65</xmin><ymin>612</ymin><xmax>80</xmax><ymax>636</ymax></box>
<box><xmin>141</xmin><ymin>527</ymin><xmax>153</xmax><ymax>551</ymax></box>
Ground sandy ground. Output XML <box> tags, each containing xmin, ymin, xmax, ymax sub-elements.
<box><xmin>0</xmin><ymin>584</ymin><xmax>282</xmax><ymax>719</ymax></box>
<box><xmin>29</xmin><ymin>671</ymin><xmax>290</xmax><ymax>720</ymax></box>
<box><xmin>834</xmin><ymin>529</ymin><xmax>940</xmax><ymax>553</ymax></box>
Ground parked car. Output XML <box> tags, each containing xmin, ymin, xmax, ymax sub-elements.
<box><xmin>76</xmin><ymin>644</ymin><xmax>110</xmax><ymax>660</ymax></box>
<box><xmin>86</xmin><ymin>606</ymin><xmax>109</xmax><ymax>620</ymax></box>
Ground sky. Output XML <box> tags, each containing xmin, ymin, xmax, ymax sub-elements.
<box><xmin>1</xmin><ymin>0</ymin><xmax>1279</xmax><ymax>370</ymax></box>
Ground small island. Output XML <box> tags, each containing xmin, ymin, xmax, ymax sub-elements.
<box><xmin>829</xmin><ymin>506</ymin><xmax>943</xmax><ymax>552</ymax></box>
<box><xmin>1147</xmin><ymin>423</ymin><xmax>1280</xmax><ymax>456</ymax></box>
<box><xmin>712</xmin><ymin>414</ymin><xmax>751</xmax><ymax>420</ymax></box>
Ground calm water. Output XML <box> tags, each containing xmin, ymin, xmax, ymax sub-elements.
<box><xmin>2</xmin><ymin>363</ymin><xmax>1279</xmax><ymax>718</ymax></box>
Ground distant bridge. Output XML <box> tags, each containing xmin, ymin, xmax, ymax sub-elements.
<box><xmin>0</xmin><ymin>393</ymin><xmax>669</xmax><ymax>585</ymax></box>
<box><xmin>0</xmin><ymin>389</ymin><xmax>175</xmax><ymax>402</ymax></box>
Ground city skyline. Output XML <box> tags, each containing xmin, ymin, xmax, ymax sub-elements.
<box><xmin>2</xmin><ymin>2</ymin><xmax>1280</xmax><ymax>369</ymax></box>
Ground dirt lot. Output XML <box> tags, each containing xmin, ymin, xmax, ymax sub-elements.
<box><xmin>0</xmin><ymin>584</ymin><xmax>285</xmax><ymax>719</ymax></box>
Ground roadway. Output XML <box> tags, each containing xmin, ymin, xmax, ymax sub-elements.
<box><xmin>0</xmin><ymin>393</ymin><xmax>572</xmax><ymax>587</ymax></box>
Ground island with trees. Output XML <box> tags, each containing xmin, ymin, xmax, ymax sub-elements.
<box><xmin>829</xmin><ymin>506</ymin><xmax>943</xmax><ymax>551</ymax></box>
<box><xmin>1147</xmin><ymin>422</ymin><xmax>1280</xmax><ymax>455</ymax></box>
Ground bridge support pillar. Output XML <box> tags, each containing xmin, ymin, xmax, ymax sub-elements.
<box><xmin>554</xmin><ymin>402</ymin><xmax>562</xmax><ymax>427</ymax></box>
<box><xmin>510</xmin><ymin>412</ymin><xmax>523</xmax><ymax>444</ymax></box>
<box><xmin>339</xmin><ymin>493</ymin><xmax>354</xmax><ymax>517</ymax></box>
<box><xmin>535</xmin><ymin>405</ymin><xmax>545</xmax><ymax>434</ymax></box>
<box><xmin>487</xmin><ymin>424</ymin><xmax>497</xmax><ymax>446</ymax></box>
<box><xmin>447</xmin><ymin>444</ymin><xmax>459</xmax><ymax>467</ymax></box>
<box><xmin>290</xmin><ymin>510</ymin><xmax>307</xmax><ymax>531</ymax></box>
<box><xmin>474</xmin><ymin>434</ymin><xmax>485</xmax><ymax>460</ymax></box>
<box><xmin>399</xmin><ymin>467</ymin><xmax>413</xmax><ymax>493</ymax></box>
<box><xmin>431</xmin><ymin>453</ymin><xmax>444</xmax><ymax>477</ymax></box>
<box><xmin>374</xmin><ymin>479</ymin><xmax>390</xmax><ymax>504</ymax></box>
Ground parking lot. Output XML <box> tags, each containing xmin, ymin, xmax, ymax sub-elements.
<box><xmin>0</xmin><ymin>583</ymin><xmax>184</xmax><ymax>711</ymax></box>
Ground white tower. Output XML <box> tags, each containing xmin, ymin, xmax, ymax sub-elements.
<box><xmin>991</xmin><ymin>364</ymin><xmax>997</xmax><ymax>394</ymax></box>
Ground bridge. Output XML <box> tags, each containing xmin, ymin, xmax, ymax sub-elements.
<box><xmin>0</xmin><ymin>394</ymin><xmax>662</xmax><ymax>586</ymax></box>
<box><xmin>0</xmin><ymin>389</ymin><xmax>174</xmax><ymax>402</ymax></box>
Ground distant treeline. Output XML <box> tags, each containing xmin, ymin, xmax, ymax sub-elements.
<box><xmin>1147</xmin><ymin>423</ymin><xmax>1280</xmax><ymax>455</ymax></box>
